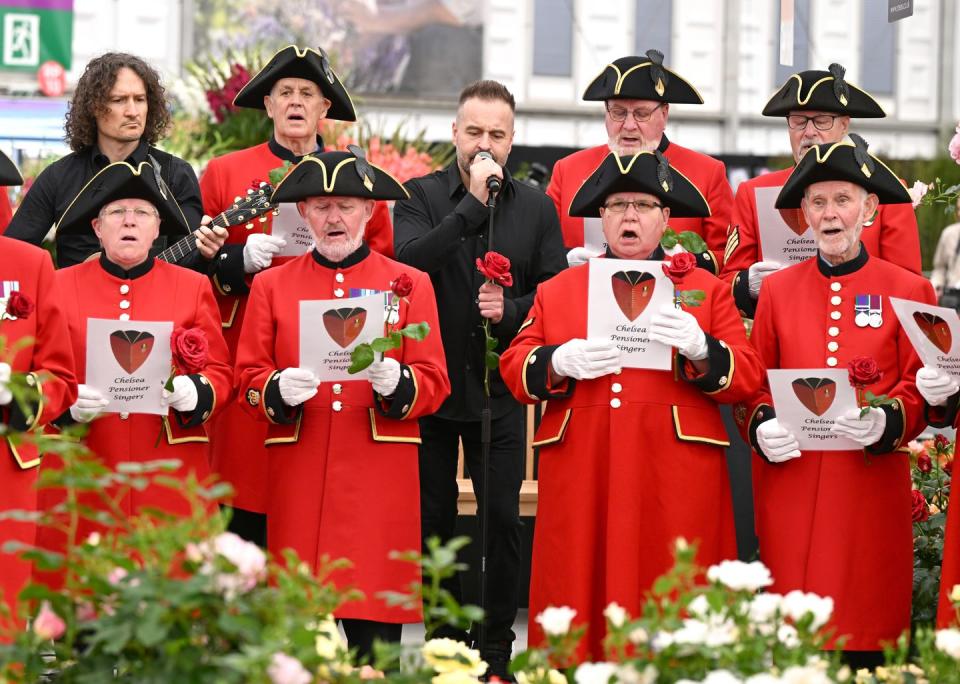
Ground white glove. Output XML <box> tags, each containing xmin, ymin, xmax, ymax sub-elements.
<box><xmin>648</xmin><ymin>304</ymin><xmax>709</xmax><ymax>360</ymax></box>
<box><xmin>831</xmin><ymin>407</ymin><xmax>887</xmax><ymax>446</ymax></box>
<box><xmin>162</xmin><ymin>375</ymin><xmax>199</xmax><ymax>413</ymax></box>
<box><xmin>748</xmin><ymin>261</ymin><xmax>782</xmax><ymax>299</ymax></box>
<box><xmin>278</xmin><ymin>367</ymin><xmax>319</xmax><ymax>407</ymax></box>
<box><xmin>756</xmin><ymin>418</ymin><xmax>802</xmax><ymax>463</ymax></box>
<box><xmin>566</xmin><ymin>246</ymin><xmax>602</xmax><ymax>267</ymax></box>
<box><xmin>368</xmin><ymin>357</ymin><xmax>402</xmax><ymax>397</ymax></box>
<box><xmin>0</xmin><ymin>362</ymin><xmax>11</xmax><ymax>406</ymax></box>
<box><xmin>242</xmin><ymin>233</ymin><xmax>286</xmax><ymax>274</ymax></box>
<box><xmin>69</xmin><ymin>384</ymin><xmax>109</xmax><ymax>423</ymax></box>
<box><xmin>551</xmin><ymin>338</ymin><xmax>622</xmax><ymax>380</ymax></box>
<box><xmin>916</xmin><ymin>366</ymin><xmax>960</xmax><ymax>407</ymax></box>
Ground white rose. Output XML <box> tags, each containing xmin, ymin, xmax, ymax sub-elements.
<box><xmin>628</xmin><ymin>627</ymin><xmax>649</xmax><ymax>645</ymax></box>
<box><xmin>706</xmin><ymin>560</ymin><xmax>773</xmax><ymax>592</ymax></box>
<box><xmin>935</xmin><ymin>628</ymin><xmax>960</xmax><ymax>659</ymax></box>
<box><xmin>687</xmin><ymin>594</ymin><xmax>711</xmax><ymax>618</ymax></box>
<box><xmin>315</xmin><ymin>616</ymin><xmax>346</xmax><ymax>660</ymax></box>
<box><xmin>780</xmin><ymin>665</ymin><xmax>832</xmax><ymax>684</ymax></box>
<box><xmin>777</xmin><ymin>624</ymin><xmax>800</xmax><ymax>648</ymax></box>
<box><xmin>781</xmin><ymin>591</ymin><xmax>833</xmax><ymax>631</ymax></box>
<box><xmin>908</xmin><ymin>180</ymin><xmax>929</xmax><ymax>208</ymax></box>
<box><xmin>603</xmin><ymin>602</ymin><xmax>628</xmax><ymax>628</ymax></box>
<box><xmin>516</xmin><ymin>668</ymin><xmax>566</xmax><ymax>684</ymax></box>
<box><xmin>702</xmin><ymin>670</ymin><xmax>743</xmax><ymax>684</ymax></box>
<box><xmin>745</xmin><ymin>675</ymin><xmax>781</xmax><ymax>684</ymax></box>
<box><xmin>748</xmin><ymin>593</ymin><xmax>783</xmax><ymax>624</ymax></box>
<box><xmin>651</xmin><ymin>630</ymin><xmax>674</xmax><ymax>651</ymax></box>
<box><xmin>536</xmin><ymin>606</ymin><xmax>577</xmax><ymax>636</ymax></box>
<box><xmin>573</xmin><ymin>662</ymin><xmax>617</xmax><ymax>684</ymax></box>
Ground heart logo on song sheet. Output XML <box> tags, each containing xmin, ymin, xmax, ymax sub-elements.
<box><xmin>611</xmin><ymin>271</ymin><xmax>656</xmax><ymax>322</ymax></box>
<box><xmin>913</xmin><ymin>311</ymin><xmax>953</xmax><ymax>354</ymax></box>
<box><xmin>778</xmin><ymin>207</ymin><xmax>809</xmax><ymax>236</ymax></box>
<box><xmin>110</xmin><ymin>330</ymin><xmax>155</xmax><ymax>374</ymax></box>
<box><xmin>323</xmin><ymin>307</ymin><xmax>368</xmax><ymax>348</ymax></box>
<box><xmin>791</xmin><ymin>377</ymin><xmax>837</xmax><ymax>417</ymax></box>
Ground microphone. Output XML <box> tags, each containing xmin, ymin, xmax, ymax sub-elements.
<box><xmin>476</xmin><ymin>151</ymin><xmax>502</xmax><ymax>194</ymax></box>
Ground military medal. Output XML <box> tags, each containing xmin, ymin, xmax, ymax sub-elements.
<box><xmin>854</xmin><ymin>294</ymin><xmax>882</xmax><ymax>328</ymax></box>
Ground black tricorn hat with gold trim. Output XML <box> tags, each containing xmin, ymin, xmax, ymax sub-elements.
<box><xmin>271</xmin><ymin>147</ymin><xmax>410</xmax><ymax>204</ymax></box>
<box><xmin>233</xmin><ymin>45</ymin><xmax>357</xmax><ymax>122</ymax></box>
<box><xmin>582</xmin><ymin>50</ymin><xmax>704</xmax><ymax>104</ymax></box>
<box><xmin>56</xmin><ymin>160</ymin><xmax>190</xmax><ymax>236</ymax></box>
<box><xmin>0</xmin><ymin>149</ymin><xmax>23</xmax><ymax>186</ymax></box>
<box><xmin>568</xmin><ymin>151</ymin><xmax>711</xmax><ymax>218</ymax></box>
<box><xmin>775</xmin><ymin>134</ymin><xmax>909</xmax><ymax>208</ymax></box>
<box><xmin>762</xmin><ymin>63</ymin><xmax>885</xmax><ymax>117</ymax></box>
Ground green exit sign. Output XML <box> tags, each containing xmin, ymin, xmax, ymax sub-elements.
<box><xmin>0</xmin><ymin>1</ymin><xmax>73</xmax><ymax>72</ymax></box>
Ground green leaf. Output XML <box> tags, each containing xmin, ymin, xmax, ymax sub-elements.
<box><xmin>348</xmin><ymin>343</ymin><xmax>375</xmax><ymax>374</ymax></box>
<box><xmin>400</xmin><ymin>321</ymin><xmax>430</xmax><ymax>341</ymax></box>
<box><xmin>485</xmin><ymin>350</ymin><xmax>500</xmax><ymax>370</ymax></box>
<box><xmin>135</xmin><ymin>604</ymin><xmax>168</xmax><ymax>647</ymax></box>
<box><xmin>370</xmin><ymin>336</ymin><xmax>398</xmax><ymax>353</ymax></box>
<box><xmin>676</xmin><ymin>230</ymin><xmax>708</xmax><ymax>254</ymax></box>
<box><xmin>678</xmin><ymin>290</ymin><xmax>706</xmax><ymax>308</ymax></box>
<box><xmin>659</xmin><ymin>228</ymin><xmax>679</xmax><ymax>249</ymax></box>
<box><xmin>486</xmin><ymin>335</ymin><xmax>499</xmax><ymax>351</ymax></box>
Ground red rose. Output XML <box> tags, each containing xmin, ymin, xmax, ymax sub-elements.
<box><xmin>917</xmin><ymin>453</ymin><xmax>932</xmax><ymax>473</ymax></box>
<box><xmin>5</xmin><ymin>291</ymin><xmax>34</xmax><ymax>320</ymax></box>
<box><xmin>170</xmin><ymin>327</ymin><xmax>209</xmax><ymax>375</ymax></box>
<box><xmin>911</xmin><ymin>489</ymin><xmax>930</xmax><ymax>523</ymax></box>
<box><xmin>476</xmin><ymin>251</ymin><xmax>513</xmax><ymax>287</ymax></box>
<box><xmin>662</xmin><ymin>252</ymin><xmax>698</xmax><ymax>285</ymax></box>
<box><xmin>935</xmin><ymin>434</ymin><xmax>951</xmax><ymax>452</ymax></box>
<box><xmin>847</xmin><ymin>356</ymin><xmax>882</xmax><ymax>387</ymax></box>
<box><xmin>391</xmin><ymin>273</ymin><xmax>414</xmax><ymax>298</ymax></box>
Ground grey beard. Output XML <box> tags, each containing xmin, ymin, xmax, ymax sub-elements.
<box><xmin>316</xmin><ymin>231</ymin><xmax>364</xmax><ymax>262</ymax></box>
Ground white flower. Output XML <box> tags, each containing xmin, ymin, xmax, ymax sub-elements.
<box><xmin>210</xmin><ymin>532</ymin><xmax>267</xmax><ymax>599</ymax></box>
<box><xmin>935</xmin><ymin>628</ymin><xmax>960</xmax><ymax>659</ymax></box>
<box><xmin>673</xmin><ymin>616</ymin><xmax>738</xmax><ymax>648</ymax></box>
<box><xmin>706</xmin><ymin>560</ymin><xmax>773</xmax><ymax>592</ymax></box>
<box><xmin>780</xmin><ymin>665</ymin><xmax>832</xmax><ymax>684</ymax></box>
<box><xmin>603</xmin><ymin>602</ymin><xmax>628</xmax><ymax>628</ymax></box>
<box><xmin>628</xmin><ymin>626</ymin><xmax>649</xmax><ymax>645</ymax></box>
<box><xmin>85</xmin><ymin>532</ymin><xmax>101</xmax><ymax>547</ymax></box>
<box><xmin>745</xmin><ymin>675</ymin><xmax>781</xmax><ymax>684</ymax></box>
<box><xmin>536</xmin><ymin>606</ymin><xmax>577</xmax><ymax>636</ymax></box>
<box><xmin>315</xmin><ymin>616</ymin><xmax>346</xmax><ymax>660</ymax></box>
<box><xmin>616</xmin><ymin>664</ymin><xmax>657</xmax><ymax>684</ymax></box>
<box><xmin>748</xmin><ymin>593</ymin><xmax>783</xmax><ymax>624</ymax></box>
<box><xmin>908</xmin><ymin>180</ymin><xmax>930</xmax><ymax>208</ymax></box>
<box><xmin>687</xmin><ymin>594</ymin><xmax>711</xmax><ymax>618</ymax></box>
<box><xmin>516</xmin><ymin>668</ymin><xmax>566</xmax><ymax>684</ymax></box>
<box><xmin>702</xmin><ymin>671</ymin><xmax>743</xmax><ymax>684</ymax></box>
<box><xmin>950</xmin><ymin>584</ymin><xmax>960</xmax><ymax>603</ymax></box>
<box><xmin>422</xmin><ymin>638</ymin><xmax>487</xmax><ymax>677</ymax></box>
<box><xmin>781</xmin><ymin>591</ymin><xmax>833</xmax><ymax>631</ymax></box>
<box><xmin>651</xmin><ymin>630</ymin><xmax>674</xmax><ymax>651</ymax></box>
<box><xmin>433</xmin><ymin>672</ymin><xmax>484</xmax><ymax>684</ymax></box>
<box><xmin>267</xmin><ymin>652</ymin><xmax>312</xmax><ymax>684</ymax></box>
<box><xmin>777</xmin><ymin>624</ymin><xmax>800</xmax><ymax>648</ymax></box>
<box><xmin>574</xmin><ymin>662</ymin><xmax>617</xmax><ymax>684</ymax></box>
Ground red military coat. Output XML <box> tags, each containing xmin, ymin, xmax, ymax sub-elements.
<box><xmin>546</xmin><ymin>141</ymin><xmax>733</xmax><ymax>270</ymax></box>
<box><xmin>742</xmin><ymin>250</ymin><xmax>933</xmax><ymax>650</ymax></box>
<box><xmin>499</xmin><ymin>258</ymin><xmax>764</xmax><ymax>661</ymax></box>
<box><xmin>0</xmin><ymin>236</ymin><xmax>76</xmax><ymax>620</ymax></box>
<box><xmin>721</xmin><ymin>167</ymin><xmax>923</xmax><ymax>318</ymax></box>
<box><xmin>40</xmin><ymin>258</ymin><xmax>232</xmax><ymax>551</ymax></box>
<box><xmin>234</xmin><ymin>246</ymin><xmax>449</xmax><ymax>623</ymax></box>
<box><xmin>200</xmin><ymin>140</ymin><xmax>394</xmax><ymax>513</ymax></box>
<box><xmin>939</xmin><ymin>470</ymin><xmax>960</xmax><ymax>626</ymax></box>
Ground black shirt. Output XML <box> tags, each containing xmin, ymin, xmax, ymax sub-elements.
<box><xmin>5</xmin><ymin>140</ymin><xmax>204</xmax><ymax>269</ymax></box>
<box><xmin>394</xmin><ymin>162</ymin><xmax>567</xmax><ymax>421</ymax></box>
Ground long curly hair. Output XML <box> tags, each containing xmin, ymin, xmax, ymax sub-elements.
<box><xmin>64</xmin><ymin>52</ymin><xmax>171</xmax><ymax>152</ymax></box>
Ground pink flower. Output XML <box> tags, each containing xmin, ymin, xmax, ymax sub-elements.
<box><xmin>949</xmin><ymin>123</ymin><xmax>960</xmax><ymax>164</ymax></box>
<box><xmin>107</xmin><ymin>567</ymin><xmax>128</xmax><ymax>585</ymax></box>
<box><xmin>267</xmin><ymin>652</ymin><xmax>312</xmax><ymax>684</ymax></box>
<box><xmin>33</xmin><ymin>601</ymin><xmax>66</xmax><ymax>640</ymax></box>
<box><xmin>908</xmin><ymin>180</ymin><xmax>929</xmax><ymax>208</ymax></box>
<box><xmin>212</xmin><ymin>532</ymin><xmax>267</xmax><ymax>598</ymax></box>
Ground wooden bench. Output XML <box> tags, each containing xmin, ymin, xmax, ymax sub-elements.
<box><xmin>455</xmin><ymin>404</ymin><xmax>540</xmax><ymax>517</ymax></box>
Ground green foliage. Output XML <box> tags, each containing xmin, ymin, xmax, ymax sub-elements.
<box><xmin>909</xmin><ymin>436</ymin><xmax>953</xmax><ymax>627</ymax></box>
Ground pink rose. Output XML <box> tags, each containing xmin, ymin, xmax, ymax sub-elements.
<box><xmin>949</xmin><ymin>124</ymin><xmax>960</xmax><ymax>164</ymax></box>
<box><xmin>33</xmin><ymin>601</ymin><xmax>66</xmax><ymax>641</ymax></box>
<box><xmin>267</xmin><ymin>652</ymin><xmax>312</xmax><ymax>684</ymax></box>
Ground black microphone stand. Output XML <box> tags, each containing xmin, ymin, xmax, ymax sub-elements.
<box><xmin>478</xmin><ymin>178</ymin><xmax>498</xmax><ymax>656</ymax></box>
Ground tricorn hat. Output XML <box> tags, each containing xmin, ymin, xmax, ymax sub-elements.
<box><xmin>271</xmin><ymin>147</ymin><xmax>410</xmax><ymax>204</ymax></box>
<box><xmin>775</xmin><ymin>134</ymin><xmax>909</xmax><ymax>208</ymax></box>
<box><xmin>0</xmin><ymin>149</ymin><xmax>23</xmax><ymax>186</ymax></box>
<box><xmin>568</xmin><ymin>150</ymin><xmax>711</xmax><ymax>218</ymax></box>
<box><xmin>56</xmin><ymin>159</ymin><xmax>190</xmax><ymax>236</ymax></box>
<box><xmin>233</xmin><ymin>45</ymin><xmax>357</xmax><ymax>122</ymax></box>
<box><xmin>762</xmin><ymin>63</ymin><xmax>885</xmax><ymax>117</ymax></box>
<box><xmin>582</xmin><ymin>50</ymin><xmax>704</xmax><ymax>104</ymax></box>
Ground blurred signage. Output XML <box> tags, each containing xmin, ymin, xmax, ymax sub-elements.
<box><xmin>0</xmin><ymin>0</ymin><xmax>73</xmax><ymax>71</ymax></box>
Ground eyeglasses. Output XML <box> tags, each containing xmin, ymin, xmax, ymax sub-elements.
<box><xmin>786</xmin><ymin>114</ymin><xmax>840</xmax><ymax>131</ymax></box>
<box><xmin>101</xmin><ymin>206</ymin><xmax>158</xmax><ymax>221</ymax></box>
<box><xmin>603</xmin><ymin>199</ymin><xmax>663</xmax><ymax>214</ymax></box>
<box><xmin>606</xmin><ymin>102</ymin><xmax>664</xmax><ymax>124</ymax></box>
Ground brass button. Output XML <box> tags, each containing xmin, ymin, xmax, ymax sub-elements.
<box><xmin>202</xmin><ymin>410</ymin><xmax>210</xmax><ymax>420</ymax></box>
<box><xmin>267</xmin><ymin>407</ymin><xmax>275</xmax><ymax>417</ymax></box>
<box><xmin>826</xmin><ymin>357</ymin><xmax>838</xmax><ymax>367</ymax></box>
<box><xmin>827</xmin><ymin>341</ymin><xmax>839</xmax><ymax>352</ymax></box>
<box><xmin>611</xmin><ymin>382</ymin><xmax>622</xmax><ymax>393</ymax></box>
<box><xmin>529</xmin><ymin>354</ymin><xmax>537</xmax><ymax>364</ymax></box>
<box><xmin>828</xmin><ymin>326</ymin><xmax>839</xmax><ymax>337</ymax></box>
<box><xmin>25</xmin><ymin>374</ymin><xmax>35</xmax><ymax>387</ymax></box>
<box><xmin>335</xmin><ymin>273</ymin><xmax>345</xmax><ymax>283</ymax></box>
<box><xmin>119</xmin><ymin>300</ymin><xmax>130</xmax><ymax>310</ymax></box>
<box><xmin>830</xmin><ymin>282</ymin><xmax>841</xmax><ymax>292</ymax></box>
<box><xmin>120</xmin><ymin>412</ymin><xmax>129</xmax><ymax>420</ymax></box>
<box><xmin>610</xmin><ymin>398</ymin><xmax>621</xmax><ymax>409</ymax></box>
<box><xmin>401</xmin><ymin>404</ymin><xmax>410</xmax><ymax>413</ymax></box>
<box><xmin>223</xmin><ymin>284</ymin><xmax>232</xmax><ymax>293</ymax></box>
<box><xmin>830</xmin><ymin>311</ymin><xmax>841</xmax><ymax>320</ymax></box>
<box><xmin>830</xmin><ymin>296</ymin><xmax>841</xmax><ymax>306</ymax></box>
<box><xmin>199</xmin><ymin>376</ymin><xmax>209</xmax><ymax>385</ymax></box>
<box><xmin>119</xmin><ymin>284</ymin><xmax>130</xmax><ymax>295</ymax></box>
<box><xmin>402</xmin><ymin>369</ymin><xmax>411</xmax><ymax>379</ymax></box>
<box><xmin>334</xmin><ymin>288</ymin><xmax>344</xmax><ymax>298</ymax></box>
<box><xmin>332</xmin><ymin>401</ymin><xmax>343</xmax><ymax>412</ymax></box>
<box><xmin>332</xmin><ymin>383</ymin><xmax>343</xmax><ymax>395</ymax></box>
<box><xmin>719</xmin><ymin>376</ymin><xmax>728</xmax><ymax>385</ymax></box>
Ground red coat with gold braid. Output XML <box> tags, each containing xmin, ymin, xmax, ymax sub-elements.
<box><xmin>738</xmin><ymin>248</ymin><xmax>933</xmax><ymax>650</ymax></box>
<box><xmin>199</xmin><ymin>140</ymin><xmax>394</xmax><ymax>513</ymax></box>
<box><xmin>939</xmin><ymin>460</ymin><xmax>960</xmax><ymax>626</ymax></box>
<box><xmin>38</xmin><ymin>257</ymin><xmax>233</xmax><ymax>564</ymax></box>
<box><xmin>0</xmin><ymin>236</ymin><xmax>77</xmax><ymax>622</ymax></box>
<box><xmin>234</xmin><ymin>245</ymin><xmax>449</xmax><ymax>623</ymax></box>
<box><xmin>546</xmin><ymin>140</ymin><xmax>733</xmax><ymax>271</ymax></box>
<box><xmin>721</xmin><ymin>167</ymin><xmax>923</xmax><ymax>319</ymax></box>
<box><xmin>499</xmin><ymin>256</ymin><xmax>764</xmax><ymax>661</ymax></box>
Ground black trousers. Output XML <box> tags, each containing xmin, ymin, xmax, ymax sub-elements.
<box><xmin>341</xmin><ymin>618</ymin><xmax>402</xmax><ymax>664</ymax></box>
<box><xmin>418</xmin><ymin>406</ymin><xmax>525</xmax><ymax>644</ymax></box>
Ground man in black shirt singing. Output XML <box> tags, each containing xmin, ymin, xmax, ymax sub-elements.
<box><xmin>394</xmin><ymin>79</ymin><xmax>566</xmax><ymax>678</ymax></box>
<box><xmin>5</xmin><ymin>52</ymin><xmax>224</xmax><ymax>270</ymax></box>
